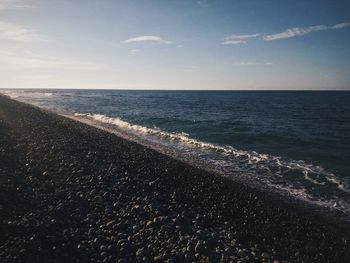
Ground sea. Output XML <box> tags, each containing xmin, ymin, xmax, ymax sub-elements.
<box><xmin>2</xmin><ymin>89</ymin><xmax>350</xmax><ymax>217</ymax></box>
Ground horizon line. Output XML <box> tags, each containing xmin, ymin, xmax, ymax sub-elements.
<box><xmin>1</xmin><ymin>88</ymin><xmax>349</xmax><ymax>92</ymax></box>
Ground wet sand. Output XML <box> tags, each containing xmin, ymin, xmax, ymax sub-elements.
<box><xmin>0</xmin><ymin>95</ymin><xmax>349</xmax><ymax>262</ymax></box>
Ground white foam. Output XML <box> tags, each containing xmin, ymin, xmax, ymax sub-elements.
<box><xmin>69</xmin><ymin>112</ymin><xmax>350</xmax><ymax>216</ymax></box>
<box><xmin>73</xmin><ymin>113</ymin><xmax>340</xmax><ymax>180</ymax></box>
<box><xmin>326</xmin><ymin>176</ymin><xmax>350</xmax><ymax>194</ymax></box>
<box><xmin>1</xmin><ymin>90</ymin><xmax>53</xmax><ymax>99</ymax></box>
<box><xmin>4</xmin><ymin>90</ymin><xmax>348</xmax><ymax>217</ymax></box>
<box><xmin>303</xmin><ymin>170</ymin><xmax>326</xmax><ymax>185</ymax></box>
<box><xmin>0</xmin><ymin>90</ymin><xmax>20</xmax><ymax>99</ymax></box>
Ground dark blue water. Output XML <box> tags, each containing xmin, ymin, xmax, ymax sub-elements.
<box><xmin>2</xmin><ymin>89</ymin><xmax>350</xmax><ymax>215</ymax></box>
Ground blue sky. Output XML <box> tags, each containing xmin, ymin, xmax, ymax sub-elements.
<box><xmin>0</xmin><ymin>0</ymin><xmax>349</xmax><ymax>90</ymax></box>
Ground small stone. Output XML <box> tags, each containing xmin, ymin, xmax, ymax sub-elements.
<box><xmin>94</xmin><ymin>236</ymin><xmax>104</xmax><ymax>245</ymax></box>
<box><xmin>136</xmin><ymin>248</ymin><xmax>145</xmax><ymax>257</ymax></box>
<box><xmin>195</xmin><ymin>240</ymin><xmax>204</xmax><ymax>254</ymax></box>
<box><xmin>106</xmin><ymin>220</ymin><xmax>115</xmax><ymax>227</ymax></box>
<box><xmin>154</xmin><ymin>255</ymin><xmax>162</xmax><ymax>262</ymax></box>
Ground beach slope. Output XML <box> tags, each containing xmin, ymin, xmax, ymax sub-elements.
<box><xmin>0</xmin><ymin>95</ymin><xmax>349</xmax><ymax>262</ymax></box>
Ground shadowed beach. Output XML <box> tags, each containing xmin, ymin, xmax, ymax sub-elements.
<box><xmin>0</xmin><ymin>95</ymin><xmax>349</xmax><ymax>262</ymax></box>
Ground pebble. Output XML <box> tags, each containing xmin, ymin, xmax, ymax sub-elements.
<box><xmin>0</xmin><ymin>96</ymin><xmax>347</xmax><ymax>263</ymax></box>
<box><xmin>262</xmin><ymin>252</ymin><xmax>270</xmax><ymax>259</ymax></box>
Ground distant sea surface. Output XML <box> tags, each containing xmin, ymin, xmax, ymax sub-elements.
<box><xmin>2</xmin><ymin>89</ymin><xmax>350</xmax><ymax>216</ymax></box>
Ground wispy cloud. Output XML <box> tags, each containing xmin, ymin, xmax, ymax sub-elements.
<box><xmin>263</xmin><ymin>22</ymin><xmax>350</xmax><ymax>41</ymax></box>
<box><xmin>225</xmin><ymin>33</ymin><xmax>261</xmax><ymax>40</ymax></box>
<box><xmin>233</xmin><ymin>61</ymin><xmax>272</xmax><ymax>66</ymax></box>
<box><xmin>0</xmin><ymin>0</ymin><xmax>35</xmax><ymax>10</ymax></box>
<box><xmin>263</xmin><ymin>25</ymin><xmax>328</xmax><ymax>41</ymax></box>
<box><xmin>129</xmin><ymin>49</ymin><xmax>140</xmax><ymax>55</ymax></box>
<box><xmin>222</xmin><ymin>33</ymin><xmax>260</xmax><ymax>45</ymax></box>
<box><xmin>124</xmin><ymin>35</ymin><xmax>172</xmax><ymax>44</ymax></box>
<box><xmin>222</xmin><ymin>40</ymin><xmax>246</xmax><ymax>45</ymax></box>
<box><xmin>223</xmin><ymin>22</ymin><xmax>350</xmax><ymax>45</ymax></box>
<box><xmin>181</xmin><ymin>66</ymin><xmax>198</xmax><ymax>72</ymax></box>
<box><xmin>332</xmin><ymin>22</ymin><xmax>350</xmax><ymax>29</ymax></box>
<box><xmin>0</xmin><ymin>21</ymin><xmax>44</xmax><ymax>42</ymax></box>
<box><xmin>197</xmin><ymin>0</ymin><xmax>209</xmax><ymax>8</ymax></box>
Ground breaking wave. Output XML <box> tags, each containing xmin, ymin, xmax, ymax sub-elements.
<box><xmin>1</xmin><ymin>90</ymin><xmax>53</xmax><ymax>98</ymax></box>
<box><xmin>72</xmin><ymin>113</ymin><xmax>350</xmax><ymax>216</ymax></box>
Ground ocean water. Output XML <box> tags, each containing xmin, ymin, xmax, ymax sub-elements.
<box><xmin>2</xmin><ymin>89</ymin><xmax>350</xmax><ymax>216</ymax></box>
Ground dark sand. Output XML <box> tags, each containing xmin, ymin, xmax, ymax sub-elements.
<box><xmin>0</xmin><ymin>95</ymin><xmax>349</xmax><ymax>262</ymax></box>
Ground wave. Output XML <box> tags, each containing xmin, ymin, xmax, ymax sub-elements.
<box><xmin>326</xmin><ymin>176</ymin><xmax>350</xmax><ymax>194</ymax></box>
<box><xmin>71</xmin><ymin>113</ymin><xmax>350</xmax><ymax>216</ymax></box>
<box><xmin>1</xmin><ymin>90</ymin><xmax>53</xmax><ymax>98</ymax></box>
<box><xmin>5</xmin><ymin>90</ymin><xmax>350</xmax><ymax>218</ymax></box>
<box><xmin>0</xmin><ymin>90</ymin><xmax>18</xmax><ymax>98</ymax></box>
<box><xmin>72</xmin><ymin>113</ymin><xmax>335</xmax><ymax>178</ymax></box>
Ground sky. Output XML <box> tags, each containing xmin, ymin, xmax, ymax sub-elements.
<box><xmin>0</xmin><ymin>0</ymin><xmax>350</xmax><ymax>90</ymax></box>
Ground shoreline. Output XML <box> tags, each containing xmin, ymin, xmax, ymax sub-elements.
<box><xmin>65</xmin><ymin>113</ymin><xmax>350</xmax><ymax>220</ymax></box>
<box><xmin>0</xmin><ymin>94</ymin><xmax>349</xmax><ymax>262</ymax></box>
<box><xmin>6</xmin><ymin>93</ymin><xmax>350</xmax><ymax>221</ymax></box>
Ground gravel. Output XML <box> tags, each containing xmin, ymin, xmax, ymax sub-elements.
<box><xmin>0</xmin><ymin>95</ymin><xmax>349</xmax><ymax>262</ymax></box>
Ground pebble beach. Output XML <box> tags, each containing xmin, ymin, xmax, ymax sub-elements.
<box><xmin>0</xmin><ymin>95</ymin><xmax>349</xmax><ymax>263</ymax></box>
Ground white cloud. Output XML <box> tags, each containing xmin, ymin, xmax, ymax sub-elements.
<box><xmin>332</xmin><ymin>22</ymin><xmax>350</xmax><ymax>29</ymax></box>
<box><xmin>223</xmin><ymin>22</ymin><xmax>350</xmax><ymax>44</ymax></box>
<box><xmin>222</xmin><ymin>40</ymin><xmax>246</xmax><ymax>45</ymax></box>
<box><xmin>0</xmin><ymin>21</ymin><xmax>44</xmax><ymax>42</ymax></box>
<box><xmin>0</xmin><ymin>0</ymin><xmax>35</xmax><ymax>10</ymax></box>
<box><xmin>224</xmin><ymin>33</ymin><xmax>261</xmax><ymax>40</ymax></box>
<box><xmin>124</xmin><ymin>35</ymin><xmax>172</xmax><ymax>44</ymax></box>
<box><xmin>129</xmin><ymin>49</ymin><xmax>140</xmax><ymax>55</ymax></box>
<box><xmin>222</xmin><ymin>33</ymin><xmax>260</xmax><ymax>45</ymax></box>
<box><xmin>263</xmin><ymin>25</ymin><xmax>328</xmax><ymax>41</ymax></box>
<box><xmin>263</xmin><ymin>22</ymin><xmax>350</xmax><ymax>41</ymax></box>
<box><xmin>233</xmin><ymin>61</ymin><xmax>272</xmax><ymax>66</ymax></box>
